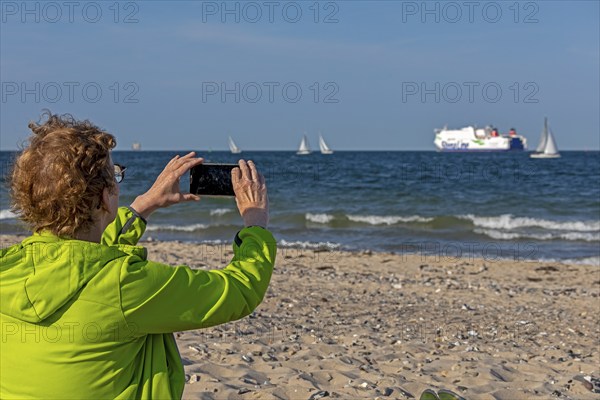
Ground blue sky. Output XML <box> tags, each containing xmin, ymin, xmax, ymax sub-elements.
<box><xmin>1</xmin><ymin>1</ymin><xmax>599</xmax><ymax>150</ymax></box>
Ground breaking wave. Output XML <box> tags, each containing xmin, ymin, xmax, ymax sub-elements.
<box><xmin>210</xmin><ymin>208</ymin><xmax>234</xmax><ymax>216</ymax></box>
<box><xmin>279</xmin><ymin>239</ymin><xmax>342</xmax><ymax>250</ymax></box>
<box><xmin>461</xmin><ymin>214</ymin><xmax>599</xmax><ymax>232</ymax></box>
<box><xmin>305</xmin><ymin>213</ymin><xmax>335</xmax><ymax>224</ymax></box>
<box><xmin>475</xmin><ymin>229</ymin><xmax>600</xmax><ymax>242</ymax></box>
<box><xmin>347</xmin><ymin>214</ymin><xmax>434</xmax><ymax>225</ymax></box>
<box><xmin>146</xmin><ymin>223</ymin><xmax>209</xmax><ymax>232</ymax></box>
<box><xmin>304</xmin><ymin>213</ymin><xmax>433</xmax><ymax>225</ymax></box>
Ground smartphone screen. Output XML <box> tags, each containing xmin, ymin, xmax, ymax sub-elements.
<box><xmin>190</xmin><ymin>163</ymin><xmax>237</xmax><ymax>196</ymax></box>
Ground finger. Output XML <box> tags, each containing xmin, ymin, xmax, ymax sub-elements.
<box><xmin>179</xmin><ymin>151</ymin><xmax>196</xmax><ymax>161</ymax></box>
<box><xmin>247</xmin><ymin>160</ymin><xmax>258</xmax><ymax>181</ymax></box>
<box><xmin>172</xmin><ymin>152</ymin><xmax>196</xmax><ymax>169</ymax></box>
<box><xmin>232</xmin><ymin>167</ymin><xmax>241</xmax><ymax>186</ymax></box>
<box><xmin>167</xmin><ymin>154</ymin><xmax>180</xmax><ymax>167</ymax></box>
<box><xmin>258</xmin><ymin>172</ymin><xmax>266</xmax><ymax>186</ymax></box>
<box><xmin>238</xmin><ymin>159</ymin><xmax>250</xmax><ymax>180</ymax></box>
<box><xmin>175</xmin><ymin>157</ymin><xmax>204</xmax><ymax>176</ymax></box>
<box><xmin>181</xmin><ymin>193</ymin><xmax>201</xmax><ymax>202</ymax></box>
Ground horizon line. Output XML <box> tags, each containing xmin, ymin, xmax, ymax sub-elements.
<box><xmin>2</xmin><ymin>149</ymin><xmax>600</xmax><ymax>153</ymax></box>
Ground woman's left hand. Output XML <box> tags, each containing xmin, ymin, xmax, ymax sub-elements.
<box><xmin>130</xmin><ymin>152</ymin><xmax>204</xmax><ymax>219</ymax></box>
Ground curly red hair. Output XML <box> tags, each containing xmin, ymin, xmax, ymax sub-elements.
<box><xmin>9</xmin><ymin>111</ymin><xmax>117</xmax><ymax>237</ymax></box>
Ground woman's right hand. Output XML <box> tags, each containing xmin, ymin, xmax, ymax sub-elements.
<box><xmin>232</xmin><ymin>160</ymin><xmax>269</xmax><ymax>228</ymax></box>
<box><xmin>130</xmin><ymin>152</ymin><xmax>204</xmax><ymax>219</ymax></box>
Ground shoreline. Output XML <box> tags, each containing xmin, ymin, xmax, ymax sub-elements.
<box><xmin>2</xmin><ymin>233</ymin><xmax>599</xmax><ymax>398</ymax></box>
<box><xmin>2</xmin><ymin>233</ymin><xmax>598</xmax><ymax>267</ymax></box>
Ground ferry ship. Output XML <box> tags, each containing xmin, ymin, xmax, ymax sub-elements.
<box><xmin>434</xmin><ymin>125</ymin><xmax>527</xmax><ymax>152</ymax></box>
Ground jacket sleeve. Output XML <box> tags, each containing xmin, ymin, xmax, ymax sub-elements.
<box><xmin>118</xmin><ymin>226</ymin><xmax>276</xmax><ymax>334</ymax></box>
<box><xmin>101</xmin><ymin>206</ymin><xmax>147</xmax><ymax>246</ymax></box>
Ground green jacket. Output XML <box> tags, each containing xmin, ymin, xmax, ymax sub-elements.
<box><xmin>1</xmin><ymin>207</ymin><xmax>276</xmax><ymax>399</ymax></box>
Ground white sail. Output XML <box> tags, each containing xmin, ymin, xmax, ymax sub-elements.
<box><xmin>530</xmin><ymin>118</ymin><xmax>560</xmax><ymax>158</ymax></box>
<box><xmin>228</xmin><ymin>136</ymin><xmax>241</xmax><ymax>154</ymax></box>
<box><xmin>297</xmin><ymin>134</ymin><xmax>311</xmax><ymax>155</ymax></box>
<box><xmin>535</xmin><ymin>118</ymin><xmax>548</xmax><ymax>153</ymax></box>
<box><xmin>319</xmin><ymin>134</ymin><xmax>333</xmax><ymax>154</ymax></box>
<box><xmin>544</xmin><ymin>128</ymin><xmax>559</xmax><ymax>155</ymax></box>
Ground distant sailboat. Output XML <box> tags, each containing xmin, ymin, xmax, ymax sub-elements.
<box><xmin>132</xmin><ymin>142</ymin><xmax>141</xmax><ymax>151</ymax></box>
<box><xmin>297</xmin><ymin>134</ymin><xmax>311</xmax><ymax>155</ymax></box>
<box><xmin>318</xmin><ymin>133</ymin><xmax>333</xmax><ymax>154</ymax></box>
<box><xmin>228</xmin><ymin>136</ymin><xmax>242</xmax><ymax>154</ymax></box>
<box><xmin>530</xmin><ymin>118</ymin><xmax>560</xmax><ymax>158</ymax></box>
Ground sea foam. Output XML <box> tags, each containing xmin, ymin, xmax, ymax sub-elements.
<box><xmin>279</xmin><ymin>239</ymin><xmax>342</xmax><ymax>250</ymax></box>
<box><xmin>462</xmin><ymin>214</ymin><xmax>599</xmax><ymax>232</ymax></box>
<box><xmin>347</xmin><ymin>214</ymin><xmax>433</xmax><ymax>225</ymax></box>
<box><xmin>475</xmin><ymin>229</ymin><xmax>599</xmax><ymax>242</ymax></box>
<box><xmin>305</xmin><ymin>213</ymin><xmax>335</xmax><ymax>224</ymax></box>
<box><xmin>210</xmin><ymin>208</ymin><xmax>233</xmax><ymax>216</ymax></box>
<box><xmin>145</xmin><ymin>223</ymin><xmax>209</xmax><ymax>232</ymax></box>
<box><xmin>305</xmin><ymin>213</ymin><xmax>433</xmax><ymax>225</ymax></box>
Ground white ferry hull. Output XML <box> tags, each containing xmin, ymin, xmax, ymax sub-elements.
<box><xmin>434</xmin><ymin>126</ymin><xmax>526</xmax><ymax>152</ymax></box>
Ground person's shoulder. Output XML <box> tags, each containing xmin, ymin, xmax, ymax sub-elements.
<box><xmin>0</xmin><ymin>240</ymin><xmax>23</xmax><ymax>258</ymax></box>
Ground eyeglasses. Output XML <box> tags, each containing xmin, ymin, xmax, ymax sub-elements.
<box><xmin>114</xmin><ymin>164</ymin><xmax>127</xmax><ymax>183</ymax></box>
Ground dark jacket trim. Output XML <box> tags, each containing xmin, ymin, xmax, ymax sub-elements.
<box><xmin>119</xmin><ymin>206</ymin><xmax>147</xmax><ymax>235</ymax></box>
<box><xmin>120</xmin><ymin>216</ymin><xmax>136</xmax><ymax>235</ymax></box>
<box><xmin>234</xmin><ymin>232</ymin><xmax>243</xmax><ymax>247</ymax></box>
<box><xmin>234</xmin><ymin>226</ymin><xmax>265</xmax><ymax>247</ymax></box>
<box><xmin>126</xmin><ymin>206</ymin><xmax>147</xmax><ymax>225</ymax></box>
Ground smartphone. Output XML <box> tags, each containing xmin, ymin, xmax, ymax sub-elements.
<box><xmin>190</xmin><ymin>163</ymin><xmax>237</xmax><ymax>196</ymax></box>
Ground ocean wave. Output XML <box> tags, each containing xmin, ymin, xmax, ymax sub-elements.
<box><xmin>561</xmin><ymin>232</ymin><xmax>600</xmax><ymax>241</ymax></box>
<box><xmin>534</xmin><ymin>256</ymin><xmax>600</xmax><ymax>266</ymax></box>
<box><xmin>279</xmin><ymin>239</ymin><xmax>342</xmax><ymax>250</ymax></box>
<box><xmin>347</xmin><ymin>214</ymin><xmax>434</xmax><ymax>225</ymax></box>
<box><xmin>305</xmin><ymin>213</ymin><xmax>335</xmax><ymax>224</ymax></box>
<box><xmin>475</xmin><ymin>229</ymin><xmax>548</xmax><ymax>241</ymax></box>
<box><xmin>0</xmin><ymin>209</ymin><xmax>17</xmax><ymax>220</ymax></box>
<box><xmin>561</xmin><ymin>256</ymin><xmax>600</xmax><ymax>266</ymax></box>
<box><xmin>146</xmin><ymin>223</ymin><xmax>209</xmax><ymax>232</ymax></box>
<box><xmin>304</xmin><ymin>213</ymin><xmax>433</xmax><ymax>225</ymax></box>
<box><xmin>210</xmin><ymin>208</ymin><xmax>234</xmax><ymax>216</ymax></box>
<box><xmin>462</xmin><ymin>214</ymin><xmax>599</xmax><ymax>232</ymax></box>
<box><xmin>475</xmin><ymin>229</ymin><xmax>600</xmax><ymax>242</ymax></box>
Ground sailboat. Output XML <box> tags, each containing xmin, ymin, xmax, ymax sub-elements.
<box><xmin>228</xmin><ymin>136</ymin><xmax>242</xmax><ymax>154</ymax></box>
<box><xmin>297</xmin><ymin>134</ymin><xmax>311</xmax><ymax>155</ymax></box>
<box><xmin>318</xmin><ymin>133</ymin><xmax>333</xmax><ymax>154</ymax></box>
<box><xmin>530</xmin><ymin>118</ymin><xmax>560</xmax><ymax>158</ymax></box>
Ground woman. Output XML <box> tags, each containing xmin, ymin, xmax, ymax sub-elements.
<box><xmin>0</xmin><ymin>112</ymin><xmax>276</xmax><ymax>399</ymax></box>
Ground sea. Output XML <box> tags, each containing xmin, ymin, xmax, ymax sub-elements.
<box><xmin>1</xmin><ymin>151</ymin><xmax>599</xmax><ymax>266</ymax></box>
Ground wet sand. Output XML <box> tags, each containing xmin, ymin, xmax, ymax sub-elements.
<box><xmin>2</xmin><ymin>235</ymin><xmax>599</xmax><ymax>399</ymax></box>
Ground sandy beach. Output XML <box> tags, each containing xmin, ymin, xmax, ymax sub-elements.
<box><xmin>2</xmin><ymin>234</ymin><xmax>598</xmax><ymax>399</ymax></box>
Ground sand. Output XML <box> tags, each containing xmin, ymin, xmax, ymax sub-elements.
<box><xmin>2</xmin><ymin>234</ymin><xmax>599</xmax><ymax>399</ymax></box>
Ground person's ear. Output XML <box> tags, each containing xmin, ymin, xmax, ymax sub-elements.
<box><xmin>98</xmin><ymin>187</ymin><xmax>111</xmax><ymax>212</ymax></box>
